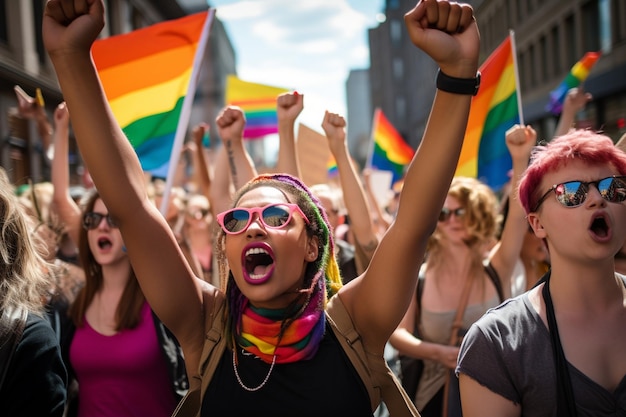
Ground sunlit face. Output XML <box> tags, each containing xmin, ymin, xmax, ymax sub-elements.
<box><xmin>224</xmin><ymin>186</ymin><xmax>318</xmax><ymax>309</ymax></box>
<box><xmin>87</xmin><ymin>199</ymin><xmax>127</xmax><ymax>266</ymax></box>
<box><xmin>185</xmin><ymin>195</ymin><xmax>211</xmax><ymax>230</ymax></box>
<box><xmin>528</xmin><ymin>160</ymin><xmax>626</xmax><ymax>265</ymax></box>
<box><xmin>437</xmin><ymin>195</ymin><xmax>470</xmax><ymax>243</ymax></box>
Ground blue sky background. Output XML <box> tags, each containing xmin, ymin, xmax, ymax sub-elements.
<box><xmin>208</xmin><ymin>0</ymin><xmax>386</xmax><ymax>133</ymax></box>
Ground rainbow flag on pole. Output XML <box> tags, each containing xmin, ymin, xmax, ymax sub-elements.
<box><xmin>456</xmin><ymin>34</ymin><xmax>521</xmax><ymax>191</ymax></box>
<box><xmin>546</xmin><ymin>51</ymin><xmax>601</xmax><ymax>115</ymax></box>
<box><xmin>225</xmin><ymin>75</ymin><xmax>289</xmax><ymax>139</ymax></box>
<box><xmin>367</xmin><ymin>108</ymin><xmax>414</xmax><ymax>185</ymax></box>
<box><xmin>92</xmin><ymin>10</ymin><xmax>214</xmax><ymax>179</ymax></box>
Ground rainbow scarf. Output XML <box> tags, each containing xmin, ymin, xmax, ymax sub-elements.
<box><xmin>236</xmin><ymin>286</ymin><xmax>325</xmax><ymax>364</ymax></box>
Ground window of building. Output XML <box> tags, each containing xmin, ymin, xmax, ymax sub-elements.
<box><xmin>390</xmin><ymin>20</ymin><xmax>402</xmax><ymax>47</ymax></box>
<box><xmin>614</xmin><ymin>0</ymin><xmax>626</xmax><ymax>42</ymax></box>
<box><xmin>0</xmin><ymin>0</ymin><xmax>7</xmax><ymax>43</ymax></box>
<box><xmin>551</xmin><ymin>25</ymin><xmax>561</xmax><ymax>75</ymax></box>
<box><xmin>539</xmin><ymin>35</ymin><xmax>548</xmax><ymax>81</ymax></box>
<box><xmin>598</xmin><ymin>0</ymin><xmax>611</xmax><ymax>52</ymax></box>
<box><xmin>582</xmin><ymin>0</ymin><xmax>601</xmax><ymax>52</ymax></box>
<box><xmin>395</xmin><ymin>96</ymin><xmax>406</xmax><ymax>122</ymax></box>
<box><xmin>392</xmin><ymin>57</ymin><xmax>404</xmax><ymax>80</ymax></box>
<box><xmin>33</xmin><ymin>0</ymin><xmax>45</xmax><ymax>65</ymax></box>
<box><xmin>564</xmin><ymin>14</ymin><xmax>576</xmax><ymax>68</ymax></box>
<box><xmin>529</xmin><ymin>43</ymin><xmax>537</xmax><ymax>88</ymax></box>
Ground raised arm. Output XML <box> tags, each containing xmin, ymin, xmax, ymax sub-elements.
<box><xmin>50</xmin><ymin>102</ymin><xmax>82</xmax><ymax>246</ymax></box>
<box><xmin>487</xmin><ymin>125</ymin><xmax>536</xmax><ymax>299</ymax></box>
<box><xmin>275</xmin><ymin>91</ymin><xmax>303</xmax><ymax>177</ymax></box>
<box><xmin>187</xmin><ymin>123</ymin><xmax>213</xmax><ymax>208</ymax></box>
<box><xmin>338</xmin><ymin>0</ymin><xmax>480</xmax><ymax>353</ymax></box>
<box><xmin>15</xmin><ymin>85</ymin><xmax>53</xmax><ymax>159</ymax></box>
<box><xmin>216</xmin><ymin>106</ymin><xmax>257</xmax><ymax>191</ymax></box>
<box><xmin>553</xmin><ymin>86</ymin><xmax>592</xmax><ymax>138</ymax></box>
<box><xmin>321</xmin><ymin>111</ymin><xmax>378</xmax><ymax>269</ymax></box>
<box><xmin>43</xmin><ymin>0</ymin><xmax>206</xmax><ymax>358</ymax></box>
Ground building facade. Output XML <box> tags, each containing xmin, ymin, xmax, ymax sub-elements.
<box><xmin>364</xmin><ymin>0</ymin><xmax>626</xmax><ymax>154</ymax></box>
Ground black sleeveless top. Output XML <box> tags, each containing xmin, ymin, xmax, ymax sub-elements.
<box><xmin>201</xmin><ymin>322</ymin><xmax>373</xmax><ymax>416</ymax></box>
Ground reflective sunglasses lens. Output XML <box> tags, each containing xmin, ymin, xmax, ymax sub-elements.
<box><xmin>555</xmin><ymin>181</ymin><xmax>585</xmax><ymax>207</ymax></box>
<box><xmin>222</xmin><ymin>209</ymin><xmax>251</xmax><ymax>233</ymax></box>
<box><xmin>83</xmin><ymin>213</ymin><xmax>102</xmax><ymax>229</ymax></box>
<box><xmin>262</xmin><ymin>205</ymin><xmax>291</xmax><ymax>228</ymax></box>
<box><xmin>600</xmin><ymin>177</ymin><xmax>626</xmax><ymax>203</ymax></box>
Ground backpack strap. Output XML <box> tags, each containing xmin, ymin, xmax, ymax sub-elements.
<box><xmin>326</xmin><ymin>295</ymin><xmax>420</xmax><ymax>417</ymax></box>
<box><xmin>0</xmin><ymin>306</ymin><xmax>28</xmax><ymax>392</ymax></box>
<box><xmin>484</xmin><ymin>261</ymin><xmax>504</xmax><ymax>302</ymax></box>
<box><xmin>171</xmin><ymin>286</ymin><xmax>226</xmax><ymax>417</ymax></box>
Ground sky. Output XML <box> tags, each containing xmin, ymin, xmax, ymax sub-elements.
<box><xmin>207</xmin><ymin>0</ymin><xmax>386</xmax><ymax>133</ymax></box>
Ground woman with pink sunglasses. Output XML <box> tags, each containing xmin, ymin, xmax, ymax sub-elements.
<box><xmin>43</xmin><ymin>0</ymin><xmax>480</xmax><ymax>415</ymax></box>
<box><xmin>458</xmin><ymin>130</ymin><xmax>626</xmax><ymax>416</ymax></box>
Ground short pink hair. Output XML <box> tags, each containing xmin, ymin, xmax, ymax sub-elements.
<box><xmin>519</xmin><ymin>130</ymin><xmax>626</xmax><ymax>214</ymax></box>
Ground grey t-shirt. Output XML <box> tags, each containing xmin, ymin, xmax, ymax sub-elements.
<box><xmin>456</xmin><ymin>292</ymin><xmax>626</xmax><ymax>417</ymax></box>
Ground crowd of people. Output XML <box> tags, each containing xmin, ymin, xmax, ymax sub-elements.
<box><xmin>0</xmin><ymin>0</ymin><xmax>624</xmax><ymax>416</ymax></box>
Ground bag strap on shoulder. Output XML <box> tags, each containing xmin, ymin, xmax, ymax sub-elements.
<box><xmin>171</xmin><ymin>286</ymin><xmax>226</xmax><ymax>417</ymax></box>
<box><xmin>326</xmin><ymin>295</ymin><xmax>420</xmax><ymax>417</ymax></box>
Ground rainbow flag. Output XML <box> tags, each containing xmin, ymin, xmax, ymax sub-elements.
<box><xmin>327</xmin><ymin>156</ymin><xmax>338</xmax><ymax>178</ymax></box>
<box><xmin>456</xmin><ymin>34</ymin><xmax>520</xmax><ymax>191</ymax></box>
<box><xmin>92</xmin><ymin>11</ymin><xmax>214</xmax><ymax>179</ymax></box>
<box><xmin>225</xmin><ymin>75</ymin><xmax>290</xmax><ymax>139</ymax></box>
<box><xmin>546</xmin><ymin>51</ymin><xmax>601</xmax><ymax>115</ymax></box>
<box><xmin>368</xmin><ymin>108</ymin><xmax>414</xmax><ymax>184</ymax></box>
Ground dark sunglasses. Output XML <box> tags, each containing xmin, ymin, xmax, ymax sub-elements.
<box><xmin>438</xmin><ymin>207</ymin><xmax>466</xmax><ymax>222</ymax></box>
<box><xmin>188</xmin><ymin>208</ymin><xmax>210</xmax><ymax>218</ymax></box>
<box><xmin>216</xmin><ymin>203</ymin><xmax>309</xmax><ymax>235</ymax></box>
<box><xmin>83</xmin><ymin>212</ymin><xmax>118</xmax><ymax>230</ymax></box>
<box><xmin>533</xmin><ymin>175</ymin><xmax>626</xmax><ymax>211</ymax></box>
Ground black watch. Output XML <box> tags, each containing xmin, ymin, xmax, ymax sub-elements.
<box><xmin>436</xmin><ymin>69</ymin><xmax>481</xmax><ymax>96</ymax></box>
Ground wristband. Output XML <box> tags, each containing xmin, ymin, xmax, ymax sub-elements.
<box><xmin>436</xmin><ymin>69</ymin><xmax>481</xmax><ymax>96</ymax></box>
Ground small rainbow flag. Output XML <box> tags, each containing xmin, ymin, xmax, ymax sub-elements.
<box><xmin>92</xmin><ymin>11</ymin><xmax>214</xmax><ymax>179</ymax></box>
<box><xmin>225</xmin><ymin>75</ymin><xmax>290</xmax><ymax>139</ymax></box>
<box><xmin>367</xmin><ymin>108</ymin><xmax>414</xmax><ymax>185</ymax></box>
<box><xmin>327</xmin><ymin>156</ymin><xmax>338</xmax><ymax>178</ymax></box>
<box><xmin>456</xmin><ymin>34</ymin><xmax>520</xmax><ymax>191</ymax></box>
<box><xmin>546</xmin><ymin>51</ymin><xmax>601</xmax><ymax>115</ymax></box>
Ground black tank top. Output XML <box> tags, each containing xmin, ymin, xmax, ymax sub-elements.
<box><xmin>201</xmin><ymin>322</ymin><xmax>373</xmax><ymax>416</ymax></box>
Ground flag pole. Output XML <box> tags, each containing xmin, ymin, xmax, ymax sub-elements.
<box><xmin>365</xmin><ymin>108</ymin><xmax>379</xmax><ymax>171</ymax></box>
<box><xmin>509</xmin><ymin>29</ymin><xmax>525</xmax><ymax>126</ymax></box>
<box><xmin>159</xmin><ymin>9</ymin><xmax>215</xmax><ymax>216</ymax></box>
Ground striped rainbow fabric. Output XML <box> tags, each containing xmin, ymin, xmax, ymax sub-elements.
<box><xmin>225</xmin><ymin>75</ymin><xmax>289</xmax><ymax>139</ymax></box>
<box><xmin>546</xmin><ymin>51</ymin><xmax>601</xmax><ymax>115</ymax></box>
<box><xmin>327</xmin><ymin>156</ymin><xmax>338</xmax><ymax>178</ymax></box>
<box><xmin>92</xmin><ymin>11</ymin><xmax>212</xmax><ymax>178</ymax></box>
<box><xmin>369</xmin><ymin>108</ymin><xmax>414</xmax><ymax>185</ymax></box>
<box><xmin>456</xmin><ymin>34</ymin><xmax>520</xmax><ymax>191</ymax></box>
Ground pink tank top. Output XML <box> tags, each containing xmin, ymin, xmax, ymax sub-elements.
<box><xmin>70</xmin><ymin>301</ymin><xmax>177</xmax><ymax>417</ymax></box>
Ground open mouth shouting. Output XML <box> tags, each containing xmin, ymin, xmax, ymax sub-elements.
<box><xmin>242</xmin><ymin>243</ymin><xmax>276</xmax><ymax>285</ymax></box>
<box><xmin>97</xmin><ymin>236</ymin><xmax>113</xmax><ymax>251</ymax></box>
<box><xmin>588</xmin><ymin>211</ymin><xmax>611</xmax><ymax>243</ymax></box>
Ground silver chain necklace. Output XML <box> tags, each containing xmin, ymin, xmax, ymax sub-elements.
<box><xmin>232</xmin><ymin>348</ymin><xmax>277</xmax><ymax>392</ymax></box>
